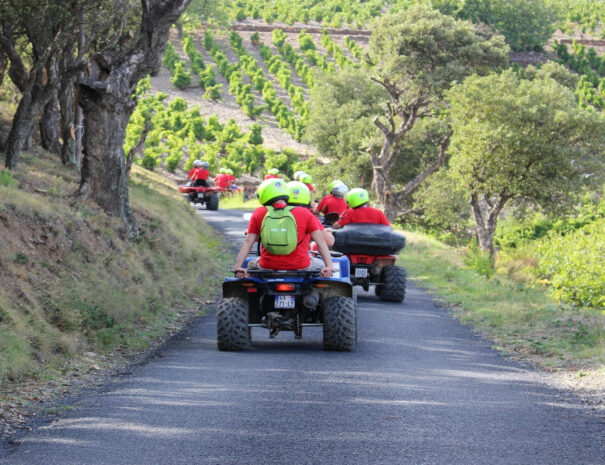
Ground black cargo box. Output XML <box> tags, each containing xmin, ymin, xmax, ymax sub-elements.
<box><xmin>332</xmin><ymin>223</ymin><xmax>406</xmax><ymax>255</ymax></box>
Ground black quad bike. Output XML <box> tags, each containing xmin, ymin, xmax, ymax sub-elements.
<box><xmin>217</xmin><ymin>254</ymin><xmax>356</xmax><ymax>351</ymax></box>
<box><xmin>331</xmin><ymin>223</ymin><xmax>407</xmax><ymax>303</ymax></box>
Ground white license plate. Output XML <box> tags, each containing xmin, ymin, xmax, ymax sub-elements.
<box><xmin>275</xmin><ymin>295</ymin><xmax>296</xmax><ymax>309</ymax></box>
<box><xmin>197</xmin><ymin>193</ymin><xmax>205</xmax><ymax>198</ymax></box>
<box><xmin>355</xmin><ymin>268</ymin><xmax>368</xmax><ymax>278</ymax></box>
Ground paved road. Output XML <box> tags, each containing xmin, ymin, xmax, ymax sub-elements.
<box><xmin>2</xmin><ymin>207</ymin><xmax>603</xmax><ymax>464</ymax></box>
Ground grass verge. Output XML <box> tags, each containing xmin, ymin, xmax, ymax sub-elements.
<box><xmin>0</xmin><ymin>147</ymin><xmax>230</xmax><ymax>393</ymax></box>
<box><xmin>219</xmin><ymin>191</ymin><xmax>260</xmax><ymax>210</ymax></box>
<box><xmin>400</xmin><ymin>231</ymin><xmax>605</xmax><ymax>375</ymax></box>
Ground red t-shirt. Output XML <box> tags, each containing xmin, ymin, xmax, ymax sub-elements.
<box><xmin>188</xmin><ymin>168</ymin><xmax>209</xmax><ymax>181</ymax></box>
<box><xmin>317</xmin><ymin>195</ymin><xmax>347</xmax><ymax>215</ymax></box>
<box><xmin>214</xmin><ymin>174</ymin><xmax>228</xmax><ymax>188</ymax></box>
<box><xmin>304</xmin><ymin>183</ymin><xmax>316</xmax><ymax>193</ymax></box>
<box><xmin>226</xmin><ymin>174</ymin><xmax>236</xmax><ymax>183</ymax></box>
<box><xmin>248</xmin><ymin>203</ymin><xmax>321</xmax><ymax>270</ymax></box>
<box><xmin>264</xmin><ymin>174</ymin><xmax>280</xmax><ymax>180</ymax></box>
<box><xmin>338</xmin><ymin>206</ymin><xmax>390</xmax><ymax>227</ymax></box>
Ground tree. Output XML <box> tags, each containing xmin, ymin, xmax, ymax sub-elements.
<box><xmin>365</xmin><ymin>6</ymin><xmax>509</xmax><ymax>221</ymax></box>
<box><xmin>446</xmin><ymin>69</ymin><xmax>605</xmax><ymax>256</ymax></box>
<box><xmin>76</xmin><ymin>0</ymin><xmax>192</xmax><ymax>236</ymax></box>
<box><xmin>419</xmin><ymin>0</ymin><xmax>560</xmax><ymax>52</ymax></box>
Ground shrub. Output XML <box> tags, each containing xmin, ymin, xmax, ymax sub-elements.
<box><xmin>535</xmin><ymin>218</ymin><xmax>605</xmax><ymax>309</ymax></box>
<box><xmin>463</xmin><ymin>239</ymin><xmax>495</xmax><ymax>279</ymax></box>
<box><xmin>170</xmin><ymin>61</ymin><xmax>192</xmax><ymax>89</ymax></box>
<box><xmin>0</xmin><ymin>170</ymin><xmax>18</xmax><ymax>188</ymax></box>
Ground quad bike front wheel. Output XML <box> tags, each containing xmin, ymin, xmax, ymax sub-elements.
<box><xmin>379</xmin><ymin>265</ymin><xmax>406</xmax><ymax>303</ymax></box>
<box><xmin>217</xmin><ymin>297</ymin><xmax>250</xmax><ymax>351</ymax></box>
<box><xmin>323</xmin><ymin>296</ymin><xmax>356</xmax><ymax>351</ymax></box>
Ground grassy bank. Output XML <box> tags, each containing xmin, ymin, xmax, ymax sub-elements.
<box><xmin>400</xmin><ymin>231</ymin><xmax>605</xmax><ymax>376</ymax></box>
<box><xmin>0</xmin><ymin>148</ymin><xmax>230</xmax><ymax>385</ymax></box>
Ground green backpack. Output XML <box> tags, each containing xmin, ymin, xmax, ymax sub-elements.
<box><xmin>260</xmin><ymin>206</ymin><xmax>298</xmax><ymax>255</ymax></box>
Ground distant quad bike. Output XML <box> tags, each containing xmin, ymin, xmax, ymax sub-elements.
<box><xmin>217</xmin><ymin>254</ymin><xmax>356</xmax><ymax>351</ymax></box>
<box><xmin>331</xmin><ymin>223</ymin><xmax>407</xmax><ymax>303</ymax></box>
<box><xmin>178</xmin><ymin>185</ymin><xmax>221</xmax><ymax>210</ymax></box>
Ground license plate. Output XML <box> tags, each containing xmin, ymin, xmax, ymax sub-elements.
<box><xmin>355</xmin><ymin>268</ymin><xmax>368</xmax><ymax>278</ymax></box>
<box><xmin>197</xmin><ymin>193</ymin><xmax>205</xmax><ymax>198</ymax></box>
<box><xmin>275</xmin><ymin>295</ymin><xmax>295</xmax><ymax>309</ymax></box>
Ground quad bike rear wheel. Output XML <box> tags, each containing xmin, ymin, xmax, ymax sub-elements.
<box><xmin>378</xmin><ymin>265</ymin><xmax>406</xmax><ymax>303</ymax></box>
<box><xmin>323</xmin><ymin>296</ymin><xmax>356</xmax><ymax>351</ymax></box>
<box><xmin>207</xmin><ymin>193</ymin><xmax>219</xmax><ymax>210</ymax></box>
<box><xmin>217</xmin><ymin>297</ymin><xmax>249</xmax><ymax>351</ymax></box>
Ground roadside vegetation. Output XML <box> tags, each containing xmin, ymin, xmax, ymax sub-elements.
<box><xmin>402</xmin><ymin>232</ymin><xmax>605</xmax><ymax>368</ymax></box>
<box><xmin>0</xmin><ymin>147</ymin><xmax>229</xmax><ymax>383</ymax></box>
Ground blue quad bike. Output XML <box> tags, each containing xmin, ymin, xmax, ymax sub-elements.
<box><xmin>217</xmin><ymin>254</ymin><xmax>356</xmax><ymax>351</ymax></box>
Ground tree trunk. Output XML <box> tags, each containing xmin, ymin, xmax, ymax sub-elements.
<box><xmin>469</xmin><ymin>193</ymin><xmax>507</xmax><ymax>257</ymax></box>
<box><xmin>5</xmin><ymin>90</ymin><xmax>43</xmax><ymax>169</ymax></box>
<box><xmin>59</xmin><ymin>71</ymin><xmax>77</xmax><ymax>167</ymax></box>
<box><xmin>39</xmin><ymin>93</ymin><xmax>62</xmax><ymax>155</ymax></box>
<box><xmin>77</xmin><ymin>56</ymin><xmax>138</xmax><ymax>235</ymax></box>
<box><xmin>4</xmin><ymin>61</ymin><xmax>58</xmax><ymax>169</ymax></box>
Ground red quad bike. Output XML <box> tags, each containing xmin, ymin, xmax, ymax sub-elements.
<box><xmin>178</xmin><ymin>185</ymin><xmax>222</xmax><ymax>210</ymax></box>
<box><xmin>331</xmin><ymin>223</ymin><xmax>407</xmax><ymax>303</ymax></box>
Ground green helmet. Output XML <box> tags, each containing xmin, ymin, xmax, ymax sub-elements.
<box><xmin>257</xmin><ymin>178</ymin><xmax>289</xmax><ymax>205</ymax></box>
<box><xmin>226</xmin><ymin>168</ymin><xmax>234</xmax><ymax>175</ymax></box>
<box><xmin>345</xmin><ymin>188</ymin><xmax>369</xmax><ymax>208</ymax></box>
<box><xmin>286</xmin><ymin>181</ymin><xmax>311</xmax><ymax>206</ymax></box>
<box><xmin>300</xmin><ymin>173</ymin><xmax>313</xmax><ymax>184</ymax></box>
<box><xmin>219</xmin><ymin>168</ymin><xmax>227</xmax><ymax>174</ymax></box>
<box><xmin>293</xmin><ymin>170</ymin><xmax>306</xmax><ymax>181</ymax></box>
<box><xmin>329</xmin><ymin>179</ymin><xmax>344</xmax><ymax>191</ymax></box>
<box><xmin>268</xmin><ymin>168</ymin><xmax>279</xmax><ymax>175</ymax></box>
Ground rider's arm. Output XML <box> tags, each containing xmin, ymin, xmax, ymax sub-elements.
<box><xmin>322</xmin><ymin>229</ymin><xmax>335</xmax><ymax>247</ymax></box>
<box><xmin>310</xmin><ymin>229</ymin><xmax>333</xmax><ymax>278</ymax></box>
<box><xmin>233</xmin><ymin>232</ymin><xmax>258</xmax><ymax>277</ymax></box>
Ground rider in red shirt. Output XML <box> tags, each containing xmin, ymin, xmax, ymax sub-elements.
<box><xmin>187</xmin><ymin>160</ymin><xmax>210</xmax><ymax>187</ymax></box>
<box><xmin>332</xmin><ymin>188</ymin><xmax>390</xmax><ymax>229</ymax></box>
<box><xmin>214</xmin><ymin>168</ymin><xmax>229</xmax><ymax>188</ymax></box>
<box><xmin>315</xmin><ymin>181</ymin><xmax>348</xmax><ymax>218</ymax></box>
<box><xmin>264</xmin><ymin>168</ymin><xmax>281</xmax><ymax>180</ymax></box>
<box><xmin>233</xmin><ymin>179</ymin><xmax>333</xmax><ymax>277</ymax></box>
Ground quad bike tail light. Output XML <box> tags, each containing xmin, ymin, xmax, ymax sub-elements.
<box><xmin>275</xmin><ymin>283</ymin><xmax>295</xmax><ymax>292</ymax></box>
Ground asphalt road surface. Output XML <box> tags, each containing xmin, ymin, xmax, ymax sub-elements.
<box><xmin>1</xmin><ymin>207</ymin><xmax>603</xmax><ymax>465</ymax></box>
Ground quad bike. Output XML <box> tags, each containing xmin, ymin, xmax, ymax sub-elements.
<box><xmin>178</xmin><ymin>185</ymin><xmax>222</xmax><ymax>210</ymax></box>
<box><xmin>217</xmin><ymin>254</ymin><xmax>356</xmax><ymax>351</ymax></box>
<box><xmin>331</xmin><ymin>223</ymin><xmax>407</xmax><ymax>303</ymax></box>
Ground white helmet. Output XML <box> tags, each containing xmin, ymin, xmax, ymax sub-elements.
<box><xmin>332</xmin><ymin>183</ymin><xmax>349</xmax><ymax>197</ymax></box>
<box><xmin>193</xmin><ymin>159</ymin><xmax>203</xmax><ymax>167</ymax></box>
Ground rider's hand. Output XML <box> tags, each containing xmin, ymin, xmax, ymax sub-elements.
<box><xmin>320</xmin><ymin>266</ymin><xmax>333</xmax><ymax>278</ymax></box>
<box><xmin>233</xmin><ymin>267</ymin><xmax>248</xmax><ymax>278</ymax></box>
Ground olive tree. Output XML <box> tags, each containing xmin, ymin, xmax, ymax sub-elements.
<box><xmin>366</xmin><ymin>6</ymin><xmax>508</xmax><ymax>220</ymax></box>
<box><xmin>76</xmin><ymin>0</ymin><xmax>192</xmax><ymax>236</ymax></box>
<box><xmin>446</xmin><ymin>69</ymin><xmax>605</xmax><ymax>256</ymax></box>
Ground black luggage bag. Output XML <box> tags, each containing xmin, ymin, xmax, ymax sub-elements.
<box><xmin>332</xmin><ymin>223</ymin><xmax>406</xmax><ymax>255</ymax></box>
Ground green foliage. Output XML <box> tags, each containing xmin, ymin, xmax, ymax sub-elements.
<box><xmin>0</xmin><ymin>170</ymin><xmax>18</xmax><ymax>188</ymax></box>
<box><xmin>464</xmin><ymin>238</ymin><xmax>495</xmax><ymax>279</ymax></box>
<box><xmin>162</xmin><ymin>41</ymin><xmax>179</xmax><ymax>73</ymax></box>
<box><xmin>535</xmin><ymin>218</ymin><xmax>605</xmax><ymax>308</ymax></box>
<box><xmin>170</xmin><ymin>61</ymin><xmax>192</xmax><ymax>89</ymax></box>
<box><xmin>447</xmin><ymin>69</ymin><xmax>605</xmax><ymax>209</ymax></box>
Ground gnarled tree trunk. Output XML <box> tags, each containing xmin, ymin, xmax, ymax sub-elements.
<box><xmin>469</xmin><ymin>193</ymin><xmax>508</xmax><ymax>257</ymax></box>
<box><xmin>39</xmin><ymin>92</ymin><xmax>62</xmax><ymax>155</ymax></box>
<box><xmin>76</xmin><ymin>0</ymin><xmax>192</xmax><ymax>236</ymax></box>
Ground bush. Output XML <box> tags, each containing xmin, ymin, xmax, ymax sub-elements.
<box><xmin>535</xmin><ymin>218</ymin><xmax>605</xmax><ymax>309</ymax></box>
<box><xmin>0</xmin><ymin>170</ymin><xmax>18</xmax><ymax>188</ymax></box>
<box><xmin>463</xmin><ymin>239</ymin><xmax>495</xmax><ymax>279</ymax></box>
<box><xmin>170</xmin><ymin>61</ymin><xmax>192</xmax><ymax>89</ymax></box>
